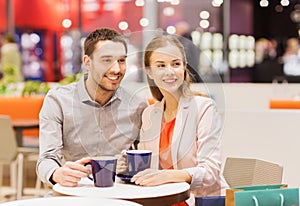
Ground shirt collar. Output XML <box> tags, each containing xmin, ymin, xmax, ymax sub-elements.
<box><xmin>77</xmin><ymin>73</ymin><xmax>123</xmax><ymax>107</ymax></box>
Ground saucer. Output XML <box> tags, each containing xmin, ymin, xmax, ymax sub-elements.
<box><xmin>116</xmin><ymin>173</ymin><xmax>134</xmax><ymax>184</ymax></box>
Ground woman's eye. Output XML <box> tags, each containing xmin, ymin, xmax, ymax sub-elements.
<box><xmin>157</xmin><ymin>64</ymin><xmax>165</xmax><ymax>68</ymax></box>
<box><xmin>173</xmin><ymin>62</ymin><xmax>181</xmax><ymax>67</ymax></box>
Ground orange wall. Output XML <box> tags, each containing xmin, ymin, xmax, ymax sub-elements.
<box><xmin>0</xmin><ymin>96</ymin><xmax>44</xmax><ymax>136</ymax></box>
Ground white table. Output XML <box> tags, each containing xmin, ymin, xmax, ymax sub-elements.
<box><xmin>53</xmin><ymin>177</ymin><xmax>190</xmax><ymax>206</ymax></box>
<box><xmin>0</xmin><ymin>196</ymin><xmax>142</xmax><ymax>206</ymax></box>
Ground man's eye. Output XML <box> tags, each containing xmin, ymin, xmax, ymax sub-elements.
<box><xmin>118</xmin><ymin>58</ymin><xmax>126</xmax><ymax>63</ymax></box>
<box><xmin>102</xmin><ymin>58</ymin><xmax>112</xmax><ymax>63</ymax></box>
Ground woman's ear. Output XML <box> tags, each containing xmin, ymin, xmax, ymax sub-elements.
<box><xmin>146</xmin><ymin>69</ymin><xmax>154</xmax><ymax>79</ymax></box>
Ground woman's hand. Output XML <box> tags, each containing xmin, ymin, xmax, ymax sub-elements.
<box><xmin>131</xmin><ymin>169</ymin><xmax>167</xmax><ymax>186</ymax></box>
<box><xmin>131</xmin><ymin>168</ymin><xmax>192</xmax><ymax>186</ymax></box>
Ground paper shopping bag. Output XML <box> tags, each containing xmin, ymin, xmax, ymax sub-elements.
<box><xmin>223</xmin><ymin>157</ymin><xmax>283</xmax><ymax>188</ymax></box>
<box><xmin>234</xmin><ymin>187</ymin><xmax>299</xmax><ymax>206</ymax></box>
<box><xmin>225</xmin><ymin>184</ymin><xmax>296</xmax><ymax>206</ymax></box>
<box><xmin>196</xmin><ymin>196</ymin><xmax>225</xmax><ymax>206</ymax></box>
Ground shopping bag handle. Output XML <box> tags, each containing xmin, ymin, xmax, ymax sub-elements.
<box><xmin>252</xmin><ymin>193</ymin><xmax>284</xmax><ymax>206</ymax></box>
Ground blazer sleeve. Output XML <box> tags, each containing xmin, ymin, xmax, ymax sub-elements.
<box><xmin>138</xmin><ymin>102</ymin><xmax>163</xmax><ymax>169</ymax></box>
<box><xmin>184</xmin><ymin>98</ymin><xmax>223</xmax><ymax>190</ymax></box>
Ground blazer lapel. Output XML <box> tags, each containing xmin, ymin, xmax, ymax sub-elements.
<box><xmin>147</xmin><ymin>100</ymin><xmax>164</xmax><ymax>169</ymax></box>
<box><xmin>171</xmin><ymin>97</ymin><xmax>190</xmax><ymax>169</ymax></box>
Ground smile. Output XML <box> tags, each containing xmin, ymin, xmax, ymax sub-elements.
<box><xmin>163</xmin><ymin>78</ymin><xmax>177</xmax><ymax>83</ymax></box>
<box><xmin>105</xmin><ymin>75</ymin><xmax>121</xmax><ymax>81</ymax></box>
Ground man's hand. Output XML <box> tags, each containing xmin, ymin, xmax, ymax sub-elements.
<box><xmin>52</xmin><ymin>157</ymin><xmax>91</xmax><ymax>187</ymax></box>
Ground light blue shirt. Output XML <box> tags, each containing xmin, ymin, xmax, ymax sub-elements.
<box><xmin>37</xmin><ymin>74</ymin><xmax>148</xmax><ymax>185</ymax></box>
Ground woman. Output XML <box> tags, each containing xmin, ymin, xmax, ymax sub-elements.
<box><xmin>131</xmin><ymin>35</ymin><xmax>229</xmax><ymax>205</ymax></box>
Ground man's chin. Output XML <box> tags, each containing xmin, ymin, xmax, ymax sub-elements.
<box><xmin>97</xmin><ymin>83</ymin><xmax>120</xmax><ymax>92</ymax></box>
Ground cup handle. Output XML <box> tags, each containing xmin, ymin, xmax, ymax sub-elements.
<box><xmin>84</xmin><ymin>162</ymin><xmax>93</xmax><ymax>181</ymax></box>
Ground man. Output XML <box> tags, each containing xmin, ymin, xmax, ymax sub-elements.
<box><xmin>36</xmin><ymin>28</ymin><xmax>148</xmax><ymax>187</ymax></box>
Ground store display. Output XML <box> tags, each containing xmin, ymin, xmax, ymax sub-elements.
<box><xmin>20</xmin><ymin>32</ymin><xmax>44</xmax><ymax>81</ymax></box>
<box><xmin>228</xmin><ymin>34</ymin><xmax>255</xmax><ymax>69</ymax></box>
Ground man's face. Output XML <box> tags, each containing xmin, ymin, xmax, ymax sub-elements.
<box><xmin>84</xmin><ymin>40</ymin><xmax>127</xmax><ymax>92</ymax></box>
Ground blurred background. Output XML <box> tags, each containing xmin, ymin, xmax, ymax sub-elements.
<box><xmin>1</xmin><ymin>0</ymin><xmax>300</xmax><ymax>84</ymax></box>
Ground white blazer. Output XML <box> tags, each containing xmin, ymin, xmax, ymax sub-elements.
<box><xmin>138</xmin><ymin>95</ymin><xmax>229</xmax><ymax>198</ymax></box>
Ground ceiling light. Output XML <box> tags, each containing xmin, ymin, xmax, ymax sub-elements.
<box><xmin>200</xmin><ymin>11</ymin><xmax>210</xmax><ymax>19</ymax></box>
<box><xmin>260</xmin><ymin>0</ymin><xmax>269</xmax><ymax>7</ymax></box>
<box><xmin>212</xmin><ymin>0</ymin><xmax>223</xmax><ymax>7</ymax></box>
<box><xmin>281</xmin><ymin>0</ymin><xmax>289</xmax><ymax>6</ymax></box>
<box><xmin>163</xmin><ymin>7</ymin><xmax>175</xmax><ymax>16</ymax></box>
<box><xmin>166</xmin><ymin>26</ymin><xmax>176</xmax><ymax>34</ymax></box>
<box><xmin>199</xmin><ymin>20</ymin><xmax>210</xmax><ymax>29</ymax></box>
<box><xmin>135</xmin><ymin>0</ymin><xmax>145</xmax><ymax>6</ymax></box>
<box><xmin>170</xmin><ymin>0</ymin><xmax>180</xmax><ymax>5</ymax></box>
<box><xmin>62</xmin><ymin>19</ymin><xmax>72</xmax><ymax>29</ymax></box>
<box><xmin>119</xmin><ymin>21</ymin><xmax>128</xmax><ymax>30</ymax></box>
<box><xmin>139</xmin><ymin>18</ymin><xmax>149</xmax><ymax>27</ymax></box>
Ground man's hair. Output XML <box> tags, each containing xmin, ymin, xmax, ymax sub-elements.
<box><xmin>84</xmin><ymin>28</ymin><xmax>127</xmax><ymax>57</ymax></box>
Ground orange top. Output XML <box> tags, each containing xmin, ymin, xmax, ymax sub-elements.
<box><xmin>147</xmin><ymin>97</ymin><xmax>156</xmax><ymax>105</ymax></box>
<box><xmin>159</xmin><ymin>118</ymin><xmax>176</xmax><ymax>170</ymax></box>
<box><xmin>159</xmin><ymin>118</ymin><xmax>188</xmax><ymax>206</ymax></box>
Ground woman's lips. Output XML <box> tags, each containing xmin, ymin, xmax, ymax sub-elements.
<box><xmin>163</xmin><ymin>78</ymin><xmax>177</xmax><ymax>83</ymax></box>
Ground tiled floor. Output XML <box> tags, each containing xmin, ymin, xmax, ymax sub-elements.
<box><xmin>0</xmin><ymin>186</ymin><xmax>48</xmax><ymax>203</ymax></box>
<box><xmin>0</xmin><ymin>162</ymin><xmax>49</xmax><ymax>203</ymax></box>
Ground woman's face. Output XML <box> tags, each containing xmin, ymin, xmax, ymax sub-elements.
<box><xmin>147</xmin><ymin>44</ymin><xmax>185</xmax><ymax>98</ymax></box>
